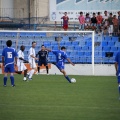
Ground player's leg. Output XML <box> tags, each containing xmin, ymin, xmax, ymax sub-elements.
<box><xmin>22</xmin><ymin>64</ymin><xmax>27</xmax><ymax>81</ymax></box>
<box><xmin>56</xmin><ymin>63</ymin><xmax>71</xmax><ymax>83</ymax></box>
<box><xmin>3</xmin><ymin>65</ymin><xmax>8</xmax><ymax>86</ymax></box>
<box><xmin>46</xmin><ymin>65</ymin><xmax>49</xmax><ymax>74</ymax></box>
<box><xmin>3</xmin><ymin>73</ymin><xmax>8</xmax><ymax>86</ymax></box>
<box><xmin>9</xmin><ymin>65</ymin><xmax>15</xmax><ymax>87</ymax></box>
<box><xmin>44</xmin><ymin>61</ymin><xmax>49</xmax><ymax>75</ymax></box>
<box><xmin>60</xmin><ymin>69</ymin><xmax>71</xmax><ymax>83</ymax></box>
<box><xmin>10</xmin><ymin>73</ymin><xmax>15</xmax><ymax>87</ymax></box>
<box><xmin>117</xmin><ymin>72</ymin><xmax>120</xmax><ymax>100</ymax></box>
<box><xmin>37</xmin><ymin>61</ymin><xmax>42</xmax><ymax>74</ymax></box>
<box><xmin>28</xmin><ymin>60</ymin><xmax>37</xmax><ymax>80</ymax></box>
<box><xmin>15</xmin><ymin>63</ymin><xmax>22</xmax><ymax>74</ymax></box>
<box><xmin>37</xmin><ymin>66</ymin><xmax>40</xmax><ymax>73</ymax></box>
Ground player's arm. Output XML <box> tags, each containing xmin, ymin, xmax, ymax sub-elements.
<box><xmin>2</xmin><ymin>49</ymin><xmax>5</xmax><ymax>66</ymax></box>
<box><xmin>30</xmin><ymin>49</ymin><xmax>38</xmax><ymax>60</ymax></box>
<box><xmin>15</xmin><ymin>57</ymin><xmax>17</xmax><ymax>65</ymax></box>
<box><xmin>19</xmin><ymin>57</ymin><xmax>28</xmax><ymax>62</ymax></box>
<box><xmin>2</xmin><ymin>56</ymin><xmax>4</xmax><ymax>66</ymax></box>
<box><xmin>66</xmin><ymin>58</ymin><xmax>75</xmax><ymax>66</ymax></box>
<box><xmin>61</xmin><ymin>16</ymin><xmax>63</xmax><ymax>19</ymax></box>
<box><xmin>115</xmin><ymin>62</ymin><xmax>118</xmax><ymax>74</ymax></box>
<box><xmin>45</xmin><ymin>48</ymin><xmax>51</xmax><ymax>52</ymax></box>
<box><xmin>115</xmin><ymin>53</ymin><xmax>118</xmax><ymax>76</ymax></box>
<box><xmin>30</xmin><ymin>54</ymin><xmax>38</xmax><ymax>60</ymax></box>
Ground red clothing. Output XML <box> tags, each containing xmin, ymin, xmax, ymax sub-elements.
<box><xmin>61</xmin><ymin>16</ymin><xmax>69</xmax><ymax>25</ymax></box>
<box><xmin>96</xmin><ymin>15</ymin><xmax>103</xmax><ymax>24</ymax></box>
<box><xmin>78</xmin><ymin>15</ymin><xmax>85</xmax><ymax>24</ymax></box>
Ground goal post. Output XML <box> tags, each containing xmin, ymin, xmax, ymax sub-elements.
<box><xmin>0</xmin><ymin>30</ymin><xmax>95</xmax><ymax>75</ymax></box>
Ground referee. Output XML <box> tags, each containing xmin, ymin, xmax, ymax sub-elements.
<box><xmin>36</xmin><ymin>45</ymin><xmax>49</xmax><ymax>75</ymax></box>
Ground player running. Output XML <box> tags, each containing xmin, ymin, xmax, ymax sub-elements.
<box><xmin>27</xmin><ymin>41</ymin><xmax>38</xmax><ymax>80</ymax></box>
<box><xmin>2</xmin><ymin>40</ymin><xmax>18</xmax><ymax>87</ymax></box>
<box><xmin>36</xmin><ymin>45</ymin><xmax>49</xmax><ymax>75</ymax></box>
<box><xmin>115</xmin><ymin>51</ymin><xmax>120</xmax><ymax>100</ymax></box>
<box><xmin>46</xmin><ymin>46</ymin><xmax>75</xmax><ymax>83</ymax></box>
<box><xmin>15</xmin><ymin>45</ymin><xmax>28</xmax><ymax>81</ymax></box>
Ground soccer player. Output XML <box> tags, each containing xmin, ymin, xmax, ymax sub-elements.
<box><xmin>15</xmin><ymin>45</ymin><xmax>28</xmax><ymax>81</ymax></box>
<box><xmin>61</xmin><ymin>12</ymin><xmax>69</xmax><ymax>31</ymax></box>
<box><xmin>115</xmin><ymin>52</ymin><xmax>120</xmax><ymax>100</ymax></box>
<box><xmin>2</xmin><ymin>40</ymin><xmax>18</xmax><ymax>87</ymax></box>
<box><xmin>46</xmin><ymin>46</ymin><xmax>75</xmax><ymax>83</ymax></box>
<box><xmin>36</xmin><ymin>45</ymin><xmax>49</xmax><ymax>75</ymax></box>
<box><xmin>27</xmin><ymin>41</ymin><xmax>38</xmax><ymax>80</ymax></box>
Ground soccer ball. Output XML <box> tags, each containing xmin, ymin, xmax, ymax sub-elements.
<box><xmin>71</xmin><ymin>78</ymin><xmax>76</xmax><ymax>83</ymax></box>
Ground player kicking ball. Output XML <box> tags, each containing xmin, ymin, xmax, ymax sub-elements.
<box><xmin>46</xmin><ymin>46</ymin><xmax>75</xmax><ymax>83</ymax></box>
<box><xmin>2</xmin><ymin>40</ymin><xmax>18</xmax><ymax>87</ymax></box>
<box><xmin>115</xmin><ymin>51</ymin><xmax>120</xmax><ymax>100</ymax></box>
<box><xmin>15</xmin><ymin>45</ymin><xmax>28</xmax><ymax>81</ymax></box>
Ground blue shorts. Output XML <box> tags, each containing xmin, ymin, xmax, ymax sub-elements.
<box><xmin>56</xmin><ymin>61</ymin><xmax>64</xmax><ymax>70</ymax></box>
<box><xmin>4</xmin><ymin>64</ymin><xmax>14</xmax><ymax>73</ymax></box>
<box><xmin>117</xmin><ymin>71</ymin><xmax>120</xmax><ymax>84</ymax></box>
<box><xmin>38</xmin><ymin>60</ymin><xmax>48</xmax><ymax>66</ymax></box>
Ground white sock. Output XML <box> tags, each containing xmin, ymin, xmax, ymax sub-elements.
<box><xmin>29</xmin><ymin>69</ymin><xmax>35</xmax><ymax>78</ymax></box>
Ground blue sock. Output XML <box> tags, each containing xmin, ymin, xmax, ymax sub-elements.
<box><xmin>65</xmin><ymin>76</ymin><xmax>71</xmax><ymax>83</ymax></box>
<box><xmin>10</xmin><ymin>76</ymin><xmax>14</xmax><ymax>86</ymax></box>
<box><xmin>119</xmin><ymin>85</ymin><xmax>120</xmax><ymax>95</ymax></box>
<box><xmin>3</xmin><ymin>76</ymin><xmax>7</xmax><ymax>86</ymax></box>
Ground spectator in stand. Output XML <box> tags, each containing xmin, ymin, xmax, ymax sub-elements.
<box><xmin>108</xmin><ymin>13</ymin><xmax>114</xmax><ymax>36</ymax></box>
<box><xmin>96</xmin><ymin>12</ymin><xmax>103</xmax><ymax>33</ymax></box>
<box><xmin>103</xmin><ymin>11</ymin><xmax>108</xmax><ymax>21</ymax></box>
<box><xmin>102</xmin><ymin>11</ymin><xmax>109</xmax><ymax>35</ymax></box>
<box><xmin>102</xmin><ymin>19</ymin><xmax>109</xmax><ymax>36</ymax></box>
<box><xmin>61</xmin><ymin>12</ymin><xmax>69</xmax><ymax>31</ymax></box>
<box><xmin>112</xmin><ymin>15</ymin><xmax>119</xmax><ymax>36</ymax></box>
<box><xmin>78</xmin><ymin>11</ymin><xmax>85</xmax><ymax>36</ymax></box>
<box><xmin>91</xmin><ymin>13</ymin><xmax>97</xmax><ymax>31</ymax></box>
<box><xmin>78</xmin><ymin>12</ymin><xmax>85</xmax><ymax>31</ymax></box>
<box><xmin>85</xmin><ymin>13</ymin><xmax>91</xmax><ymax>30</ymax></box>
<box><xmin>118</xmin><ymin>11</ymin><xmax>120</xmax><ymax>35</ymax></box>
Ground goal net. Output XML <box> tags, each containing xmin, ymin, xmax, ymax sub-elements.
<box><xmin>0</xmin><ymin>30</ymin><xmax>96</xmax><ymax>75</ymax></box>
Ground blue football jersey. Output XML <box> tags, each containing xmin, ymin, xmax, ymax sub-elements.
<box><xmin>115</xmin><ymin>52</ymin><xmax>120</xmax><ymax>72</ymax></box>
<box><xmin>52</xmin><ymin>50</ymin><xmax>67</xmax><ymax>63</ymax></box>
<box><xmin>2</xmin><ymin>47</ymin><xmax>18</xmax><ymax>66</ymax></box>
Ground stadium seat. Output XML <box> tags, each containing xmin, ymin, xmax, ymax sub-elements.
<box><xmin>115</xmin><ymin>42</ymin><xmax>120</xmax><ymax>47</ymax></box>
<box><xmin>78</xmin><ymin>52</ymin><xmax>84</xmax><ymax>57</ymax></box>
<box><xmin>65</xmin><ymin>42</ymin><xmax>72</xmax><ymax>46</ymax></box>
<box><xmin>84</xmin><ymin>52</ymin><xmax>91</xmax><ymax>57</ymax></box>
<box><xmin>95</xmin><ymin>46</ymin><xmax>102</xmax><ymax>51</ymax></box>
<box><xmin>86</xmin><ymin>41</ymin><xmax>92</xmax><ymax>46</ymax></box>
<box><xmin>110</xmin><ymin>47</ymin><xmax>118</xmax><ymax>52</ymax></box>
<box><xmin>102</xmin><ymin>46</ymin><xmax>110</xmax><ymax>52</ymax></box>
<box><xmin>107</xmin><ymin>41</ymin><xmax>115</xmax><ymax>46</ymax></box>
<box><xmin>117</xmin><ymin>47</ymin><xmax>120</xmax><ymax>52</ymax></box>
<box><xmin>74</xmin><ymin>46</ymin><xmax>81</xmax><ymax>51</ymax></box>
<box><xmin>102</xmin><ymin>41</ymin><xmax>107</xmax><ymax>46</ymax></box>
<box><xmin>81</xmin><ymin>46</ymin><xmax>89</xmax><ymax>51</ymax></box>
<box><xmin>71</xmin><ymin>41</ymin><xmax>79</xmax><ymax>45</ymax></box>
<box><xmin>112</xmin><ymin>37</ymin><xmax>119</xmax><ymax>42</ymax></box>
<box><xmin>104</xmin><ymin>36</ymin><xmax>112</xmax><ymax>41</ymax></box>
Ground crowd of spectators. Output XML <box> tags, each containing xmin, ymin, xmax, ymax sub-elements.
<box><xmin>78</xmin><ymin>11</ymin><xmax>120</xmax><ymax>36</ymax></box>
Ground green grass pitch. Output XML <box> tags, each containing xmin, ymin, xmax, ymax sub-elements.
<box><xmin>0</xmin><ymin>74</ymin><xmax>120</xmax><ymax>120</ymax></box>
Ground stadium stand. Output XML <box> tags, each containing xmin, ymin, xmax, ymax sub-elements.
<box><xmin>0</xmin><ymin>32</ymin><xmax>119</xmax><ymax>64</ymax></box>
